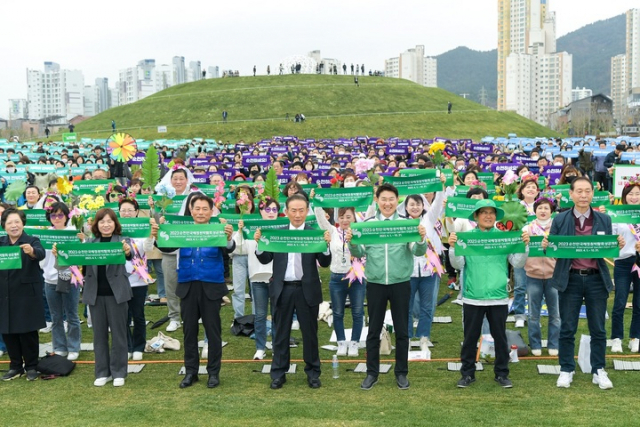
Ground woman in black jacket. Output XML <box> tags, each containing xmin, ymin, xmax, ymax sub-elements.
<box><xmin>0</xmin><ymin>208</ymin><xmax>46</xmax><ymax>381</ymax></box>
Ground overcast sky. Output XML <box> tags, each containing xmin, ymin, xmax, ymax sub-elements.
<box><xmin>1</xmin><ymin>0</ymin><xmax>637</xmax><ymax>119</ymax></box>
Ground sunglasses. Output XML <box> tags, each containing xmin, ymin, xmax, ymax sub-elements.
<box><xmin>263</xmin><ymin>207</ymin><xmax>278</xmax><ymax>213</ymax></box>
<box><xmin>50</xmin><ymin>213</ymin><xmax>66</xmax><ymax>220</ymax></box>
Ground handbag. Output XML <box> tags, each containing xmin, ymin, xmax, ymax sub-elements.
<box><xmin>231</xmin><ymin>314</ymin><xmax>255</xmax><ymax>337</ymax></box>
<box><xmin>379</xmin><ymin>328</ymin><xmax>392</xmax><ymax>355</ymax></box>
<box><xmin>36</xmin><ymin>353</ymin><xmax>76</xmax><ymax>377</ymax></box>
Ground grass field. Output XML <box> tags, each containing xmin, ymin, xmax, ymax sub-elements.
<box><xmin>72</xmin><ymin>75</ymin><xmax>560</xmax><ymax>142</ymax></box>
<box><xmin>0</xmin><ymin>266</ymin><xmax>637</xmax><ymax>427</ymax></box>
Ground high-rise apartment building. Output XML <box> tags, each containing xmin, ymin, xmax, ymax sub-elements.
<box><xmin>385</xmin><ymin>45</ymin><xmax>437</xmax><ymax>88</ymax></box>
<box><xmin>626</xmin><ymin>9</ymin><xmax>640</xmax><ymax>113</ymax></box>
<box><xmin>173</xmin><ymin>56</ymin><xmax>186</xmax><ymax>85</ymax></box>
<box><xmin>498</xmin><ymin>0</ymin><xmax>572</xmax><ymax>125</ymax></box>
<box><xmin>26</xmin><ymin>61</ymin><xmax>85</xmax><ymax>123</ymax></box>
<box><xmin>572</xmin><ymin>87</ymin><xmax>593</xmax><ymax>102</ymax></box>
<box><xmin>8</xmin><ymin>99</ymin><xmax>28</xmax><ymax>120</ymax></box>
<box><xmin>187</xmin><ymin>61</ymin><xmax>202</xmax><ymax>82</ymax></box>
<box><xmin>611</xmin><ymin>54</ymin><xmax>627</xmax><ymax>124</ymax></box>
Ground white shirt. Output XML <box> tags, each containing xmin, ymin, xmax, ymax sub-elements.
<box><xmin>284</xmin><ymin>223</ymin><xmax>305</xmax><ymax>281</ymax></box>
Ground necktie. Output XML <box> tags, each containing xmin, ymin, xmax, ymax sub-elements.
<box><xmin>294</xmin><ymin>253</ymin><xmax>303</xmax><ymax>279</ymax></box>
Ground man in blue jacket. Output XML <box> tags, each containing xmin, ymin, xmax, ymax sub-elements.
<box><xmin>542</xmin><ymin>177</ymin><xmax>624</xmax><ymax>390</ymax></box>
<box><xmin>155</xmin><ymin>194</ymin><xmax>234</xmax><ymax>389</ymax></box>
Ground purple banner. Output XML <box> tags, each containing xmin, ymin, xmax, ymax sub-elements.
<box><xmin>491</xmin><ymin>163</ymin><xmax>520</xmax><ymax>173</ymax></box>
<box><xmin>242</xmin><ymin>155</ymin><xmax>271</xmax><ymax>167</ymax></box>
<box><xmin>270</xmin><ymin>146</ymin><xmax>289</xmax><ymax>153</ymax></box>
<box><xmin>540</xmin><ymin>167</ymin><xmax>563</xmax><ymax>177</ymax></box>
<box><xmin>387</xmin><ymin>147</ymin><xmax>409</xmax><ymax>155</ymax></box>
<box><xmin>469</xmin><ymin>143</ymin><xmax>494</xmax><ymax>153</ymax></box>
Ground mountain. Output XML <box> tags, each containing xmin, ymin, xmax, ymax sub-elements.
<box><xmin>435</xmin><ymin>13</ymin><xmax>626</xmax><ymax>108</ymax></box>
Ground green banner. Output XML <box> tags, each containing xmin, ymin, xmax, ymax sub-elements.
<box><xmin>163</xmin><ymin>214</ymin><xmax>201</xmax><ymax>225</ymax></box>
<box><xmin>557</xmin><ymin>190</ymin><xmax>610</xmax><ymax>208</ymax></box>
<box><xmin>156</xmin><ymin>224</ymin><xmax>228</xmax><ymax>248</ymax></box>
<box><xmin>119</xmin><ymin>218</ymin><xmax>152</xmax><ymax>238</ymax></box>
<box><xmin>56</xmin><ymin>242</ymin><xmax>126</xmax><ymax>267</ymax></box>
<box><xmin>350</xmin><ymin>219</ymin><xmax>421</xmax><ymax>245</ymax></box>
<box><xmin>528</xmin><ymin>235</ymin><xmax>546</xmax><ymax>258</ymax></box>
<box><xmin>240</xmin><ymin>217</ymin><xmax>292</xmax><ymax>239</ymax></box>
<box><xmin>135</xmin><ymin>195</ymin><xmax>151</xmax><ymax>210</ymax></box>
<box><xmin>25</xmin><ymin>228</ymin><xmax>79</xmax><ymax>250</ymax></box>
<box><xmin>445</xmin><ymin>197</ymin><xmax>481</xmax><ymax>218</ymax></box>
<box><xmin>27</xmin><ymin>164</ymin><xmax>56</xmax><ymax>174</ymax></box>
<box><xmin>25</xmin><ymin>209</ymin><xmax>50</xmax><ymax>227</ymax></box>
<box><xmin>72</xmin><ymin>179</ymin><xmax>115</xmax><ymax>194</ymax></box>
<box><xmin>454</xmin><ymin>231</ymin><xmax>526</xmax><ymax>256</ymax></box>
<box><xmin>384</xmin><ymin>171</ymin><xmax>444</xmax><ymax>195</ymax></box>
<box><xmin>152</xmin><ymin>195</ymin><xmax>187</xmax><ymax>213</ymax></box>
<box><xmin>546</xmin><ymin>235</ymin><xmax>619</xmax><ymax>258</ymax></box>
<box><xmin>606</xmin><ymin>205</ymin><xmax>640</xmax><ymax>224</ymax></box>
<box><xmin>257</xmin><ymin>229</ymin><xmax>327</xmax><ymax>253</ymax></box>
<box><xmin>0</xmin><ymin>246</ymin><xmax>22</xmax><ymax>270</ymax></box>
<box><xmin>312</xmin><ymin>187</ymin><xmax>373</xmax><ymax>209</ymax></box>
<box><xmin>62</xmin><ymin>132</ymin><xmax>77</xmax><ymax>143</ymax></box>
<box><xmin>215</xmin><ymin>213</ymin><xmax>262</xmax><ymax>230</ymax></box>
<box><xmin>399</xmin><ymin>168</ymin><xmax>454</xmax><ymax>187</ymax></box>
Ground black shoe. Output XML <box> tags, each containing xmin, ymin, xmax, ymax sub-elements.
<box><xmin>179</xmin><ymin>374</ymin><xmax>199</xmax><ymax>389</ymax></box>
<box><xmin>360</xmin><ymin>375</ymin><xmax>378</xmax><ymax>390</ymax></box>
<box><xmin>26</xmin><ymin>370</ymin><xmax>38</xmax><ymax>381</ymax></box>
<box><xmin>2</xmin><ymin>369</ymin><xmax>24</xmax><ymax>381</ymax></box>
<box><xmin>308</xmin><ymin>378</ymin><xmax>321</xmax><ymax>389</ymax></box>
<box><xmin>457</xmin><ymin>376</ymin><xmax>476</xmax><ymax>388</ymax></box>
<box><xmin>495</xmin><ymin>376</ymin><xmax>513</xmax><ymax>388</ymax></box>
<box><xmin>270</xmin><ymin>376</ymin><xmax>286</xmax><ymax>389</ymax></box>
<box><xmin>396</xmin><ymin>374</ymin><xmax>410</xmax><ymax>390</ymax></box>
<box><xmin>207</xmin><ymin>374</ymin><xmax>220</xmax><ymax>388</ymax></box>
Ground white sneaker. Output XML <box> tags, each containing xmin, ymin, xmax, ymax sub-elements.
<box><xmin>451</xmin><ymin>299</ymin><xmax>463</xmax><ymax>306</ymax></box>
<box><xmin>56</xmin><ymin>351</ymin><xmax>68</xmax><ymax>357</ymax></box>
<box><xmin>39</xmin><ymin>322</ymin><xmax>53</xmax><ymax>333</ymax></box>
<box><xmin>347</xmin><ymin>341</ymin><xmax>359</xmax><ymax>357</ymax></box>
<box><xmin>201</xmin><ymin>345</ymin><xmax>209</xmax><ymax>359</ymax></box>
<box><xmin>629</xmin><ymin>338</ymin><xmax>639</xmax><ymax>353</ymax></box>
<box><xmin>291</xmin><ymin>320</ymin><xmax>300</xmax><ymax>331</ymax></box>
<box><xmin>515</xmin><ymin>319</ymin><xmax>525</xmax><ymax>328</ymax></box>
<box><xmin>67</xmin><ymin>352</ymin><xmax>79</xmax><ymax>361</ymax></box>
<box><xmin>556</xmin><ymin>371</ymin><xmax>574</xmax><ymax>388</ymax></box>
<box><xmin>548</xmin><ymin>349</ymin><xmax>558</xmax><ymax>356</ymax></box>
<box><xmin>593</xmin><ymin>368</ymin><xmax>613</xmax><ymax>389</ymax></box>
<box><xmin>166</xmin><ymin>320</ymin><xmax>181</xmax><ymax>332</ymax></box>
<box><xmin>113</xmin><ymin>378</ymin><xmax>125</xmax><ymax>387</ymax></box>
<box><xmin>611</xmin><ymin>338</ymin><xmax>623</xmax><ymax>353</ymax></box>
<box><xmin>531</xmin><ymin>349</ymin><xmax>542</xmax><ymax>356</ymax></box>
<box><xmin>0</xmin><ymin>350</ymin><xmax>4</xmax><ymax>357</ymax></box>
<box><xmin>94</xmin><ymin>376</ymin><xmax>113</xmax><ymax>387</ymax></box>
<box><xmin>132</xmin><ymin>351</ymin><xmax>143</xmax><ymax>361</ymax></box>
<box><xmin>127</xmin><ymin>352</ymin><xmax>132</xmax><ymax>360</ymax></box>
<box><xmin>336</xmin><ymin>341</ymin><xmax>347</xmax><ymax>356</ymax></box>
<box><xmin>253</xmin><ymin>350</ymin><xmax>266</xmax><ymax>360</ymax></box>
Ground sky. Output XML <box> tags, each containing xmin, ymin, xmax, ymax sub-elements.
<box><xmin>1</xmin><ymin>0</ymin><xmax>638</xmax><ymax>119</ymax></box>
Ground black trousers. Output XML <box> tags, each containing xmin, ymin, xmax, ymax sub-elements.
<box><xmin>180</xmin><ymin>281</ymin><xmax>223</xmax><ymax>376</ymax></box>
<box><xmin>271</xmin><ymin>283</ymin><xmax>320</xmax><ymax>380</ymax></box>
<box><xmin>3</xmin><ymin>331</ymin><xmax>39</xmax><ymax>371</ymax></box>
<box><xmin>461</xmin><ymin>304</ymin><xmax>509</xmax><ymax>378</ymax></box>
<box><xmin>366</xmin><ymin>281</ymin><xmax>410</xmax><ymax>377</ymax></box>
<box><xmin>593</xmin><ymin>171</ymin><xmax>608</xmax><ymax>192</ymax></box>
<box><xmin>127</xmin><ymin>285</ymin><xmax>148</xmax><ymax>353</ymax></box>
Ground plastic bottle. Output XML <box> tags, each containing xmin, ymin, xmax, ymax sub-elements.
<box><xmin>510</xmin><ymin>344</ymin><xmax>519</xmax><ymax>363</ymax></box>
<box><xmin>332</xmin><ymin>354</ymin><xmax>339</xmax><ymax>379</ymax></box>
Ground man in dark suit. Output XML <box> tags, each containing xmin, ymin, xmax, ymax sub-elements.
<box><xmin>542</xmin><ymin>177</ymin><xmax>624</xmax><ymax>390</ymax></box>
<box><xmin>154</xmin><ymin>194</ymin><xmax>235</xmax><ymax>389</ymax></box>
<box><xmin>255</xmin><ymin>194</ymin><xmax>331</xmax><ymax>389</ymax></box>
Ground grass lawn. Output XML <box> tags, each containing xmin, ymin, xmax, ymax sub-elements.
<box><xmin>71</xmin><ymin>75</ymin><xmax>560</xmax><ymax>142</ymax></box>
<box><xmin>0</xmin><ymin>267</ymin><xmax>636</xmax><ymax>427</ymax></box>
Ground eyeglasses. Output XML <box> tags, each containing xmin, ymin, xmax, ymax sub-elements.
<box><xmin>50</xmin><ymin>213</ymin><xmax>66</xmax><ymax>220</ymax></box>
<box><xmin>263</xmin><ymin>207</ymin><xmax>278</xmax><ymax>213</ymax></box>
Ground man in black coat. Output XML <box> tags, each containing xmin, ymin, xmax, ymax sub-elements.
<box><xmin>255</xmin><ymin>194</ymin><xmax>331</xmax><ymax>389</ymax></box>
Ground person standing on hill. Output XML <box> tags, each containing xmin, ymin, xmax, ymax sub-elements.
<box><xmin>44</xmin><ymin>126</ymin><xmax>50</xmax><ymax>139</ymax></box>
<box><xmin>448</xmin><ymin>102</ymin><xmax>452</xmax><ymax>114</ymax></box>
<box><xmin>253</xmin><ymin>66</ymin><xmax>256</xmax><ymax>77</ymax></box>
<box><xmin>351</xmin><ymin>64</ymin><xmax>354</xmax><ymax>75</ymax></box>
<box><xmin>68</xmin><ymin>123</ymin><xmax>75</xmax><ymax>133</ymax></box>
<box><xmin>222</xmin><ymin>110</ymin><xmax>228</xmax><ymax>123</ymax></box>
<box><xmin>267</xmin><ymin>65</ymin><xmax>271</xmax><ymax>76</ymax></box>
<box><xmin>343</xmin><ymin>64</ymin><xmax>347</xmax><ymax>74</ymax></box>
<box><xmin>361</xmin><ymin>64</ymin><xmax>364</xmax><ymax>75</ymax></box>
<box><xmin>354</xmin><ymin>76</ymin><xmax>359</xmax><ymax>87</ymax></box>
<box><xmin>112</xmin><ymin>120</ymin><xmax>116</xmax><ymax>132</ymax></box>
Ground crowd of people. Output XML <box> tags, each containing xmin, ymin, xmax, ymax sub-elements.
<box><xmin>0</xmin><ymin>133</ymin><xmax>639</xmax><ymax>391</ymax></box>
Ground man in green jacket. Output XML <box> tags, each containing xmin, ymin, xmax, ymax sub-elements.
<box><xmin>448</xmin><ymin>199</ymin><xmax>529</xmax><ymax>389</ymax></box>
<box><xmin>346</xmin><ymin>183</ymin><xmax>427</xmax><ymax>391</ymax></box>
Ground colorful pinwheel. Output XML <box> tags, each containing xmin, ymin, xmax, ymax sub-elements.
<box><xmin>107</xmin><ymin>133</ymin><xmax>137</xmax><ymax>162</ymax></box>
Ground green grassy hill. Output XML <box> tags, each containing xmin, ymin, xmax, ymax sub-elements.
<box><xmin>76</xmin><ymin>75</ymin><xmax>559</xmax><ymax>141</ymax></box>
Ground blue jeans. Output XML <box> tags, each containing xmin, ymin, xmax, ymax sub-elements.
<box><xmin>558</xmin><ymin>272</ymin><xmax>609</xmax><ymax>374</ymax></box>
<box><xmin>128</xmin><ymin>286</ymin><xmax>148</xmax><ymax>353</ymax></box>
<box><xmin>147</xmin><ymin>259</ymin><xmax>165</xmax><ymax>298</ymax></box>
<box><xmin>512</xmin><ymin>267</ymin><xmax>527</xmax><ymax>321</ymax></box>
<box><xmin>44</xmin><ymin>282</ymin><xmax>81</xmax><ymax>353</ymax></box>
<box><xmin>251</xmin><ymin>281</ymin><xmax>271</xmax><ymax>351</ymax></box>
<box><xmin>329</xmin><ymin>272</ymin><xmax>365</xmax><ymax>342</ymax></box>
<box><xmin>526</xmin><ymin>276</ymin><xmax>560</xmax><ymax>350</ymax></box>
<box><xmin>232</xmin><ymin>255</ymin><xmax>249</xmax><ymax>319</ymax></box>
<box><xmin>612</xmin><ymin>256</ymin><xmax>640</xmax><ymax>339</ymax></box>
<box><xmin>408</xmin><ymin>275</ymin><xmax>439</xmax><ymax>339</ymax></box>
